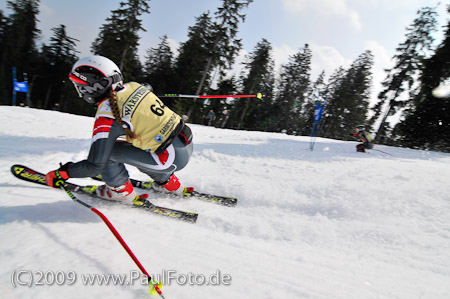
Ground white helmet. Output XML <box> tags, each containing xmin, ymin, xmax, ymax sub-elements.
<box><xmin>69</xmin><ymin>55</ymin><xmax>123</xmax><ymax>105</ymax></box>
<box><xmin>355</xmin><ymin>125</ymin><xmax>366</xmax><ymax>133</ymax></box>
<box><xmin>140</xmin><ymin>82</ymin><xmax>153</xmax><ymax>92</ymax></box>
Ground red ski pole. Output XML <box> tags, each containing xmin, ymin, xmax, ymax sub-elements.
<box><xmin>56</xmin><ymin>181</ymin><xmax>165</xmax><ymax>298</ymax></box>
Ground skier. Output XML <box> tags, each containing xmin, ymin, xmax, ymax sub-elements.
<box><xmin>351</xmin><ymin>125</ymin><xmax>373</xmax><ymax>153</ymax></box>
<box><xmin>45</xmin><ymin>55</ymin><xmax>194</xmax><ymax>204</ymax></box>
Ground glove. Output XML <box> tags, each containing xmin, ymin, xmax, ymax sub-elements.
<box><xmin>45</xmin><ymin>162</ymin><xmax>72</xmax><ymax>188</ymax></box>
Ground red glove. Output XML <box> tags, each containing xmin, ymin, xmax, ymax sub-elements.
<box><xmin>45</xmin><ymin>163</ymin><xmax>71</xmax><ymax>188</ymax></box>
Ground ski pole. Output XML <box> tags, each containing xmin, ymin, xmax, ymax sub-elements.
<box><xmin>55</xmin><ymin>180</ymin><xmax>165</xmax><ymax>298</ymax></box>
<box><xmin>372</xmin><ymin>148</ymin><xmax>393</xmax><ymax>156</ymax></box>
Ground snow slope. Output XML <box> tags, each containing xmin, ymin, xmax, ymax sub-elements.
<box><xmin>1</xmin><ymin>106</ymin><xmax>450</xmax><ymax>299</ymax></box>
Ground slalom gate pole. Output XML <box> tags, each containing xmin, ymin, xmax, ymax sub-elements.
<box><xmin>310</xmin><ymin>122</ymin><xmax>318</xmax><ymax>151</ymax></box>
<box><xmin>310</xmin><ymin>90</ymin><xmax>328</xmax><ymax>151</ymax></box>
<box><xmin>55</xmin><ymin>181</ymin><xmax>165</xmax><ymax>298</ymax></box>
<box><xmin>372</xmin><ymin>148</ymin><xmax>393</xmax><ymax>156</ymax></box>
<box><xmin>157</xmin><ymin>93</ymin><xmax>264</xmax><ymax>99</ymax></box>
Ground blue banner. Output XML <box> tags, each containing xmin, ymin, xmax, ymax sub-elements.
<box><xmin>13</xmin><ymin>81</ymin><xmax>29</xmax><ymax>93</ymax></box>
<box><xmin>314</xmin><ymin>104</ymin><xmax>324</xmax><ymax>123</ymax></box>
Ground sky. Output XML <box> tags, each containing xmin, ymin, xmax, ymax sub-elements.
<box><xmin>1</xmin><ymin>0</ymin><xmax>448</xmax><ymax>108</ymax></box>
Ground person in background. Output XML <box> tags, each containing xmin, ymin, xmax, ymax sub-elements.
<box><xmin>51</xmin><ymin>103</ymin><xmax>60</xmax><ymax>111</ymax></box>
<box><xmin>204</xmin><ymin>109</ymin><xmax>216</xmax><ymax>126</ymax></box>
<box><xmin>45</xmin><ymin>55</ymin><xmax>194</xmax><ymax>205</ymax></box>
<box><xmin>219</xmin><ymin>109</ymin><xmax>229</xmax><ymax>128</ymax></box>
<box><xmin>351</xmin><ymin>125</ymin><xmax>373</xmax><ymax>153</ymax></box>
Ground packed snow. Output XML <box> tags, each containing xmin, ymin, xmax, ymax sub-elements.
<box><xmin>1</xmin><ymin>106</ymin><xmax>450</xmax><ymax>299</ymax></box>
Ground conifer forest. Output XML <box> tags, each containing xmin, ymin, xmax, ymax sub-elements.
<box><xmin>1</xmin><ymin>0</ymin><xmax>449</xmax><ymax>151</ymax></box>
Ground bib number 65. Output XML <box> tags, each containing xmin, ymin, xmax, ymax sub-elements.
<box><xmin>151</xmin><ymin>99</ymin><xmax>166</xmax><ymax>116</ymax></box>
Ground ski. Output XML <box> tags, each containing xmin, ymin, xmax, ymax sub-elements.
<box><xmin>131</xmin><ymin>179</ymin><xmax>238</xmax><ymax>207</ymax></box>
<box><xmin>91</xmin><ymin>175</ymin><xmax>238</xmax><ymax>207</ymax></box>
<box><xmin>10</xmin><ymin>164</ymin><xmax>198</xmax><ymax>223</ymax></box>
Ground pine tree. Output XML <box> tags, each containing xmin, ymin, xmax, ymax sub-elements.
<box><xmin>0</xmin><ymin>10</ymin><xmax>6</xmax><ymax>44</ymax></box>
<box><xmin>91</xmin><ymin>0</ymin><xmax>150</xmax><ymax>81</ymax></box>
<box><xmin>300</xmin><ymin>71</ymin><xmax>327</xmax><ymax>136</ymax></box>
<box><xmin>0</xmin><ymin>0</ymin><xmax>40</xmax><ymax>105</ymax></box>
<box><xmin>195</xmin><ymin>0</ymin><xmax>253</xmax><ymax>95</ymax></box>
<box><xmin>321</xmin><ymin>67</ymin><xmax>346</xmax><ymax>138</ymax></box>
<box><xmin>205</xmin><ymin>76</ymin><xmax>238</xmax><ymax>128</ymax></box>
<box><xmin>0</xmin><ymin>10</ymin><xmax>8</xmax><ymax>104</ymax></box>
<box><xmin>232</xmin><ymin>38</ymin><xmax>275</xmax><ymax>130</ymax></box>
<box><xmin>40</xmin><ymin>25</ymin><xmax>79</xmax><ymax>110</ymax></box>
<box><xmin>370</xmin><ymin>6</ymin><xmax>438</xmax><ymax>143</ymax></box>
<box><xmin>322</xmin><ymin>50</ymin><xmax>374</xmax><ymax>139</ymax></box>
<box><xmin>271</xmin><ymin>44</ymin><xmax>312</xmax><ymax>134</ymax></box>
<box><xmin>172</xmin><ymin>12</ymin><xmax>214</xmax><ymax>122</ymax></box>
<box><xmin>396</xmin><ymin>5</ymin><xmax>450</xmax><ymax>151</ymax></box>
<box><xmin>174</xmin><ymin>13</ymin><xmax>213</xmax><ymax>94</ymax></box>
<box><xmin>143</xmin><ymin>35</ymin><xmax>176</xmax><ymax>106</ymax></box>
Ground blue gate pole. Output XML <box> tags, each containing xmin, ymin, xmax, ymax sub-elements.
<box><xmin>309</xmin><ymin>90</ymin><xmax>328</xmax><ymax>151</ymax></box>
<box><xmin>310</xmin><ymin>100</ymin><xmax>320</xmax><ymax>151</ymax></box>
<box><xmin>24</xmin><ymin>72</ymin><xmax>31</xmax><ymax>107</ymax></box>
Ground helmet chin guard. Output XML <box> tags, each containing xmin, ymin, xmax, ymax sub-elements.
<box><xmin>69</xmin><ymin>56</ymin><xmax>123</xmax><ymax>105</ymax></box>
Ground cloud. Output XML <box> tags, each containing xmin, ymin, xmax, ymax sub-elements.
<box><xmin>271</xmin><ymin>41</ymin><xmax>386</xmax><ymax>114</ymax></box>
<box><xmin>259</xmin><ymin>43</ymin><xmax>351</xmax><ymax>81</ymax></box>
<box><xmin>309</xmin><ymin>42</ymin><xmax>352</xmax><ymax>80</ymax></box>
<box><xmin>38</xmin><ymin>3</ymin><xmax>54</xmax><ymax>16</ymax></box>
<box><xmin>357</xmin><ymin>0</ymin><xmax>428</xmax><ymax>11</ymax></box>
<box><xmin>364</xmin><ymin>40</ymin><xmax>391</xmax><ymax>67</ymax></box>
<box><xmin>166</xmin><ymin>37</ymin><xmax>180</xmax><ymax>58</ymax></box>
<box><xmin>228</xmin><ymin>41</ymin><xmax>391</xmax><ymax>110</ymax></box>
<box><xmin>363</xmin><ymin>40</ymin><xmax>394</xmax><ymax>107</ymax></box>
<box><xmin>272</xmin><ymin>44</ymin><xmax>297</xmax><ymax>73</ymax></box>
<box><xmin>224</xmin><ymin>48</ymin><xmax>248</xmax><ymax>80</ymax></box>
<box><xmin>282</xmin><ymin>0</ymin><xmax>362</xmax><ymax>31</ymax></box>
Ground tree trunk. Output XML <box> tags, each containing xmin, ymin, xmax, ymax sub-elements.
<box><xmin>43</xmin><ymin>84</ymin><xmax>53</xmax><ymax>110</ymax></box>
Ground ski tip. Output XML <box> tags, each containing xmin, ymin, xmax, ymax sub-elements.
<box><xmin>172</xmin><ymin>212</ymin><xmax>198</xmax><ymax>224</ymax></box>
<box><xmin>179</xmin><ymin>211</ymin><xmax>198</xmax><ymax>223</ymax></box>
<box><xmin>224</xmin><ymin>198</ymin><xmax>238</xmax><ymax>207</ymax></box>
<box><xmin>11</xmin><ymin>164</ymin><xmax>48</xmax><ymax>186</ymax></box>
<box><xmin>189</xmin><ymin>191</ymin><xmax>238</xmax><ymax>207</ymax></box>
<box><xmin>139</xmin><ymin>203</ymin><xmax>199</xmax><ymax>223</ymax></box>
<box><xmin>10</xmin><ymin>164</ymin><xmax>26</xmax><ymax>174</ymax></box>
<box><xmin>177</xmin><ymin>211</ymin><xmax>198</xmax><ymax>223</ymax></box>
<box><xmin>186</xmin><ymin>214</ymin><xmax>198</xmax><ymax>224</ymax></box>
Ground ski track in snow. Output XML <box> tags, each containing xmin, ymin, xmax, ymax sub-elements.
<box><xmin>1</xmin><ymin>106</ymin><xmax>450</xmax><ymax>299</ymax></box>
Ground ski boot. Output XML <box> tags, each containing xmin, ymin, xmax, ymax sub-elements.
<box><xmin>356</xmin><ymin>144</ymin><xmax>366</xmax><ymax>152</ymax></box>
<box><xmin>151</xmin><ymin>174</ymin><xmax>194</xmax><ymax>196</ymax></box>
<box><xmin>95</xmin><ymin>180</ymin><xmax>138</xmax><ymax>203</ymax></box>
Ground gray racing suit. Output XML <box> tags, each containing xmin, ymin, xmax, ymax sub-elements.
<box><xmin>66</xmin><ymin>117</ymin><xmax>193</xmax><ymax>186</ymax></box>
